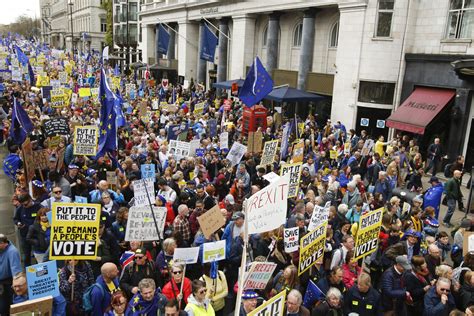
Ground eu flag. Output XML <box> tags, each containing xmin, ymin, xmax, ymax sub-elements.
<box><xmin>157</xmin><ymin>24</ymin><xmax>170</xmax><ymax>55</ymax></box>
<box><xmin>9</xmin><ymin>98</ymin><xmax>34</xmax><ymax>145</ymax></box>
<box><xmin>3</xmin><ymin>153</ymin><xmax>21</xmax><ymax>181</ymax></box>
<box><xmin>27</xmin><ymin>62</ymin><xmax>35</xmax><ymax>86</ymax></box>
<box><xmin>239</xmin><ymin>56</ymin><xmax>273</xmax><ymax>107</ymax></box>
<box><xmin>303</xmin><ymin>280</ymin><xmax>325</xmax><ymax>308</ymax></box>
<box><xmin>200</xmin><ymin>23</ymin><xmax>218</xmax><ymax>62</ymax></box>
<box><xmin>115</xmin><ymin>89</ymin><xmax>126</xmax><ymax>127</ymax></box>
<box><xmin>114</xmin><ymin>63</ymin><xmax>120</xmax><ymax>76</ymax></box>
<box><xmin>96</xmin><ymin>68</ymin><xmax>117</xmax><ymax>158</ymax></box>
<box><xmin>14</xmin><ymin>45</ymin><xmax>28</xmax><ymax>67</ymax></box>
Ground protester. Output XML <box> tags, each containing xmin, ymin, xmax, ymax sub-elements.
<box><xmin>58</xmin><ymin>259</ymin><xmax>95</xmax><ymax>314</ymax></box>
<box><xmin>423</xmin><ymin>277</ymin><xmax>456</xmax><ymax>315</ymax></box>
<box><xmin>90</xmin><ymin>262</ymin><xmax>120</xmax><ymax>315</ymax></box>
<box><xmin>126</xmin><ymin>278</ymin><xmax>168</xmax><ymax>315</ymax></box>
<box><xmin>285</xmin><ymin>289</ymin><xmax>310</xmax><ymax>316</ymax></box>
<box><xmin>343</xmin><ymin>273</ymin><xmax>382</xmax><ymax>316</ymax></box>
<box><xmin>104</xmin><ymin>290</ymin><xmax>128</xmax><ymax>316</ymax></box>
<box><xmin>0</xmin><ymin>234</ymin><xmax>22</xmax><ymax>315</ymax></box>
<box><xmin>162</xmin><ymin>262</ymin><xmax>192</xmax><ymax>308</ymax></box>
<box><xmin>185</xmin><ymin>279</ymin><xmax>215</xmax><ymax>316</ymax></box>
<box><xmin>239</xmin><ymin>290</ymin><xmax>258</xmax><ymax>315</ymax></box>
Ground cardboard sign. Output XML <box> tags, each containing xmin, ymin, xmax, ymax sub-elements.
<box><xmin>173</xmin><ymin>247</ymin><xmax>200</xmax><ymax>264</ymax></box>
<box><xmin>246</xmin><ymin>174</ymin><xmax>289</xmax><ymax>235</ymax></box>
<box><xmin>197</xmin><ymin>205</ymin><xmax>226</xmax><ymax>239</ymax></box>
<box><xmin>133</xmin><ymin>178</ymin><xmax>156</xmax><ymax>208</ymax></box>
<box><xmin>26</xmin><ymin>260</ymin><xmax>60</xmax><ymax>300</ymax></box>
<box><xmin>219</xmin><ymin>132</ymin><xmax>229</xmax><ymax>149</ymax></box>
<box><xmin>243</xmin><ymin>262</ymin><xmax>277</xmax><ymax>290</ymax></box>
<box><xmin>106</xmin><ymin>171</ymin><xmax>117</xmax><ymax>186</ymax></box>
<box><xmin>463</xmin><ymin>231</ymin><xmax>474</xmax><ymax>256</ymax></box>
<box><xmin>21</xmin><ymin>138</ymin><xmax>35</xmax><ymax>183</ymax></box>
<box><xmin>202</xmin><ymin>240</ymin><xmax>226</xmax><ymax>263</ymax></box>
<box><xmin>299</xmin><ymin>222</ymin><xmax>327</xmax><ymax>275</ymax></box>
<box><xmin>260</xmin><ymin>140</ymin><xmax>279</xmax><ymax>166</ymax></box>
<box><xmin>292</xmin><ymin>140</ymin><xmax>305</xmax><ymax>163</ymax></box>
<box><xmin>32</xmin><ymin>149</ymin><xmax>49</xmax><ymax>170</ymax></box>
<box><xmin>43</xmin><ymin>118</ymin><xmax>69</xmax><ymax>137</ymax></box>
<box><xmin>247</xmin><ymin>131</ymin><xmax>263</xmax><ymax>153</ymax></box>
<box><xmin>284</xmin><ymin>227</ymin><xmax>299</xmax><ymax>253</ymax></box>
<box><xmin>73</xmin><ymin>126</ymin><xmax>98</xmax><ymax>156</ymax></box>
<box><xmin>354</xmin><ymin>208</ymin><xmax>384</xmax><ymax>261</ymax></box>
<box><xmin>280</xmin><ymin>162</ymin><xmax>303</xmax><ymax>198</ymax></box>
<box><xmin>308</xmin><ymin>201</ymin><xmax>331</xmax><ymax>232</ymax></box>
<box><xmin>10</xmin><ymin>295</ymin><xmax>53</xmax><ymax>315</ymax></box>
<box><xmin>125</xmin><ymin>205</ymin><xmax>167</xmax><ymax>241</ymax></box>
<box><xmin>141</xmin><ymin>164</ymin><xmax>156</xmax><ymax>182</ymax></box>
<box><xmin>226</xmin><ymin>142</ymin><xmax>247</xmax><ymax>167</ymax></box>
<box><xmin>248</xmin><ymin>290</ymin><xmax>286</xmax><ymax>316</ymax></box>
<box><xmin>50</xmin><ymin>202</ymin><xmax>101</xmax><ymax>260</ymax></box>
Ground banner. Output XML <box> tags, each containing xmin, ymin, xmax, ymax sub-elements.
<box><xmin>247</xmin><ymin>131</ymin><xmax>263</xmax><ymax>153</ymax></box>
<box><xmin>248</xmin><ymin>290</ymin><xmax>286</xmax><ymax>316</ymax></box>
<box><xmin>125</xmin><ymin>205</ymin><xmax>167</xmax><ymax>241</ymax></box>
<box><xmin>50</xmin><ymin>202</ymin><xmax>101</xmax><ymax>260</ymax></box>
<box><xmin>354</xmin><ymin>208</ymin><xmax>384</xmax><ymax>261</ymax></box>
<box><xmin>246</xmin><ymin>174</ymin><xmax>289</xmax><ymax>235</ymax></box>
<box><xmin>307</xmin><ymin>201</ymin><xmax>331</xmax><ymax>232</ymax></box>
<box><xmin>167</xmin><ymin>140</ymin><xmax>191</xmax><ymax>159</ymax></box>
<box><xmin>203</xmin><ymin>240</ymin><xmax>226</xmax><ymax>263</ymax></box>
<box><xmin>260</xmin><ymin>140</ymin><xmax>279</xmax><ymax>166</ymax></box>
<box><xmin>141</xmin><ymin>164</ymin><xmax>156</xmax><ymax>182</ymax></box>
<box><xmin>284</xmin><ymin>227</ymin><xmax>299</xmax><ymax>253</ymax></box>
<box><xmin>26</xmin><ymin>261</ymin><xmax>60</xmax><ymax>300</ymax></box>
<box><xmin>43</xmin><ymin>118</ymin><xmax>69</xmax><ymax>137</ymax></box>
<box><xmin>200</xmin><ymin>23</ymin><xmax>218</xmax><ymax>62</ymax></box>
<box><xmin>173</xmin><ymin>247</ymin><xmax>200</xmax><ymax>264</ymax></box>
<box><xmin>219</xmin><ymin>132</ymin><xmax>229</xmax><ymax>149</ymax></box>
<box><xmin>73</xmin><ymin>126</ymin><xmax>98</xmax><ymax>156</ymax></box>
<box><xmin>292</xmin><ymin>140</ymin><xmax>305</xmax><ymax>163</ymax></box>
<box><xmin>133</xmin><ymin>178</ymin><xmax>155</xmax><ymax>208</ymax></box>
<box><xmin>243</xmin><ymin>262</ymin><xmax>277</xmax><ymax>290</ymax></box>
<box><xmin>280</xmin><ymin>162</ymin><xmax>303</xmax><ymax>198</ymax></box>
<box><xmin>298</xmin><ymin>222</ymin><xmax>327</xmax><ymax>275</ymax></box>
<box><xmin>226</xmin><ymin>142</ymin><xmax>247</xmax><ymax>167</ymax></box>
<box><xmin>197</xmin><ymin>205</ymin><xmax>226</xmax><ymax>239</ymax></box>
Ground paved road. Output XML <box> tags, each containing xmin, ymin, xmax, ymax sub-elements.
<box><xmin>0</xmin><ymin>148</ymin><xmax>16</xmax><ymax>245</ymax></box>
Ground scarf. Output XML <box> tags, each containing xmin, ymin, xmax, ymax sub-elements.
<box><xmin>40</xmin><ymin>221</ymin><xmax>50</xmax><ymax>231</ymax></box>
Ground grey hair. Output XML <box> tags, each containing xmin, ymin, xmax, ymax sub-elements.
<box><xmin>138</xmin><ymin>278</ymin><xmax>156</xmax><ymax>291</ymax></box>
<box><xmin>163</xmin><ymin>238</ymin><xmax>177</xmax><ymax>253</ymax></box>
<box><xmin>326</xmin><ymin>287</ymin><xmax>343</xmax><ymax>300</ymax></box>
<box><xmin>288</xmin><ymin>289</ymin><xmax>303</xmax><ymax>304</ymax></box>
<box><xmin>437</xmin><ymin>277</ymin><xmax>451</xmax><ymax>287</ymax></box>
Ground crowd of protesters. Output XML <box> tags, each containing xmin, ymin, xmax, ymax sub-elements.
<box><xmin>0</xmin><ymin>38</ymin><xmax>473</xmax><ymax>316</ymax></box>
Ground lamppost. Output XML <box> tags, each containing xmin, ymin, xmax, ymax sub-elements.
<box><xmin>124</xmin><ymin>0</ymin><xmax>131</xmax><ymax>75</ymax></box>
<box><xmin>67</xmin><ymin>0</ymin><xmax>74</xmax><ymax>57</ymax></box>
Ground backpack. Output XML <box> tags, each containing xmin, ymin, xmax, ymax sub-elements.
<box><xmin>82</xmin><ymin>283</ymin><xmax>105</xmax><ymax>312</ymax></box>
<box><xmin>444</xmin><ymin>163</ymin><xmax>453</xmax><ymax>178</ymax></box>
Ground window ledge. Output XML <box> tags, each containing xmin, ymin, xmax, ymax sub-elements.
<box><xmin>440</xmin><ymin>38</ymin><xmax>472</xmax><ymax>44</ymax></box>
<box><xmin>371</xmin><ymin>37</ymin><xmax>394</xmax><ymax>42</ymax></box>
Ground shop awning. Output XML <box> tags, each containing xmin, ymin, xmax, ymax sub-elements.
<box><xmin>386</xmin><ymin>87</ymin><xmax>456</xmax><ymax>134</ymax></box>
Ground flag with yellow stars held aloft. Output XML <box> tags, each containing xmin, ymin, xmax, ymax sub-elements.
<box><xmin>96</xmin><ymin>67</ymin><xmax>117</xmax><ymax>158</ymax></box>
<box><xmin>239</xmin><ymin>56</ymin><xmax>273</xmax><ymax>107</ymax></box>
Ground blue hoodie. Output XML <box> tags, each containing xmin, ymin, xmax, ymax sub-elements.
<box><xmin>0</xmin><ymin>242</ymin><xmax>22</xmax><ymax>280</ymax></box>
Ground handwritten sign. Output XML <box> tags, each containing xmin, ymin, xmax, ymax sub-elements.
<box><xmin>197</xmin><ymin>205</ymin><xmax>226</xmax><ymax>239</ymax></box>
<box><xmin>125</xmin><ymin>205</ymin><xmax>167</xmax><ymax>241</ymax></box>
<box><xmin>243</xmin><ymin>262</ymin><xmax>277</xmax><ymax>290</ymax></box>
<box><xmin>284</xmin><ymin>227</ymin><xmax>299</xmax><ymax>253</ymax></box>
<box><xmin>308</xmin><ymin>202</ymin><xmax>331</xmax><ymax>232</ymax></box>
<box><xmin>133</xmin><ymin>178</ymin><xmax>155</xmax><ymax>208</ymax></box>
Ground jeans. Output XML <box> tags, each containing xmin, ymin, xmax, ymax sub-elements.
<box><xmin>425</xmin><ymin>158</ymin><xmax>440</xmax><ymax>175</ymax></box>
<box><xmin>0</xmin><ymin>279</ymin><xmax>13</xmax><ymax>316</ymax></box>
<box><xmin>443</xmin><ymin>198</ymin><xmax>457</xmax><ymax>224</ymax></box>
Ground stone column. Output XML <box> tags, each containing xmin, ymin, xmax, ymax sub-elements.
<box><xmin>230</xmin><ymin>14</ymin><xmax>256</xmax><ymax>79</ymax></box>
<box><xmin>266</xmin><ymin>13</ymin><xmax>281</xmax><ymax>74</ymax></box>
<box><xmin>217</xmin><ymin>18</ymin><xmax>229</xmax><ymax>91</ymax></box>
<box><xmin>297</xmin><ymin>9</ymin><xmax>316</xmax><ymax>90</ymax></box>
<box><xmin>155</xmin><ymin>24</ymin><xmax>161</xmax><ymax>64</ymax></box>
<box><xmin>167</xmin><ymin>23</ymin><xmax>176</xmax><ymax>60</ymax></box>
<box><xmin>141</xmin><ymin>24</ymin><xmax>155</xmax><ymax>64</ymax></box>
<box><xmin>177</xmin><ymin>20</ymin><xmax>199</xmax><ymax>80</ymax></box>
<box><xmin>197</xmin><ymin>21</ymin><xmax>207</xmax><ymax>85</ymax></box>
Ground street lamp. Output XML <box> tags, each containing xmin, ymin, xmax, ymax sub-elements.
<box><xmin>67</xmin><ymin>0</ymin><xmax>74</xmax><ymax>57</ymax></box>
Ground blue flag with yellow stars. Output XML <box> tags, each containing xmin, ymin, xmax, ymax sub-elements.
<box><xmin>96</xmin><ymin>68</ymin><xmax>117</xmax><ymax>158</ymax></box>
<box><xmin>239</xmin><ymin>56</ymin><xmax>273</xmax><ymax>107</ymax></box>
<box><xmin>3</xmin><ymin>153</ymin><xmax>21</xmax><ymax>181</ymax></box>
<box><xmin>9</xmin><ymin>97</ymin><xmax>34</xmax><ymax>145</ymax></box>
<box><xmin>14</xmin><ymin>45</ymin><xmax>29</xmax><ymax>67</ymax></box>
<box><xmin>115</xmin><ymin>89</ymin><xmax>126</xmax><ymax>128</ymax></box>
<box><xmin>127</xmin><ymin>292</ymin><xmax>161</xmax><ymax>316</ymax></box>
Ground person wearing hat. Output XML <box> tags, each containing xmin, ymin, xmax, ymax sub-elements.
<box><xmin>119</xmin><ymin>247</ymin><xmax>162</xmax><ymax>300</ymax></box>
<box><xmin>239</xmin><ymin>290</ymin><xmax>258</xmax><ymax>316</ymax></box>
<box><xmin>65</xmin><ymin>164</ymin><xmax>84</xmax><ymax>199</ymax></box>
<box><xmin>380</xmin><ymin>255</ymin><xmax>412</xmax><ymax>315</ymax></box>
<box><xmin>423</xmin><ymin>176</ymin><xmax>444</xmax><ymax>219</ymax></box>
<box><xmin>31</xmin><ymin>180</ymin><xmax>49</xmax><ymax>204</ymax></box>
<box><xmin>384</xmin><ymin>229</ymin><xmax>420</xmax><ymax>263</ymax></box>
<box><xmin>251</xmin><ymin>167</ymin><xmax>269</xmax><ymax>189</ymax></box>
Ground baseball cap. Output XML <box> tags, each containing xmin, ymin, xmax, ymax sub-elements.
<box><xmin>429</xmin><ymin>176</ymin><xmax>440</xmax><ymax>183</ymax></box>
<box><xmin>232</xmin><ymin>211</ymin><xmax>245</xmax><ymax>220</ymax></box>
<box><xmin>396</xmin><ymin>255</ymin><xmax>411</xmax><ymax>270</ymax></box>
<box><xmin>225</xmin><ymin>194</ymin><xmax>235</xmax><ymax>205</ymax></box>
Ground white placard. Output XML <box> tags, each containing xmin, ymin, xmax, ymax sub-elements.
<box><xmin>173</xmin><ymin>247</ymin><xmax>200</xmax><ymax>264</ymax></box>
<box><xmin>284</xmin><ymin>227</ymin><xmax>299</xmax><ymax>253</ymax></box>
<box><xmin>226</xmin><ymin>141</ymin><xmax>247</xmax><ymax>166</ymax></box>
<box><xmin>133</xmin><ymin>178</ymin><xmax>155</xmax><ymax>208</ymax></box>
<box><xmin>125</xmin><ymin>205</ymin><xmax>167</xmax><ymax>241</ymax></box>
<box><xmin>262</xmin><ymin>172</ymin><xmax>280</xmax><ymax>183</ymax></box>
<box><xmin>307</xmin><ymin>201</ymin><xmax>331</xmax><ymax>232</ymax></box>
<box><xmin>220</xmin><ymin>132</ymin><xmax>229</xmax><ymax>149</ymax></box>
<box><xmin>202</xmin><ymin>240</ymin><xmax>226</xmax><ymax>263</ymax></box>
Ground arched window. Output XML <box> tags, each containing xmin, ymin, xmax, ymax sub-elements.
<box><xmin>293</xmin><ymin>22</ymin><xmax>303</xmax><ymax>47</ymax></box>
<box><xmin>262</xmin><ymin>26</ymin><xmax>268</xmax><ymax>47</ymax></box>
<box><xmin>329</xmin><ymin>21</ymin><xmax>339</xmax><ymax>48</ymax></box>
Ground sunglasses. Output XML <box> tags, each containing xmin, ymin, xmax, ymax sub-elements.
<box><xmin>198</xmin><ymin>288</ymin><xmax>207</xmax><ymax>294</ymax></box>
<box><xmin>172</xmin><ymin>271</ymin><xmax>182</xmax><ymax>275</ymax></box>
<box><xmin>135</xmin><ymin>256</ymin><xmax>145</xmax><ymax>260</ymax></box>
<box><xmin>53</xmin><ymin>191</ymin><xmax>62</xmax><ymax>194</ymax></box>
<box><xmin>440</xmin><ymin>288</ymin><xmax>450</xmax><ymax>293</ymax></box>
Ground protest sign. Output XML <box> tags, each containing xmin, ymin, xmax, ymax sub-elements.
<box><xmin>284</xmin><ymin>227</ymin><xmax>299</xmax><ymax>253</ymax></box>
<box><xmin>189</xmin><ymin>139</ymin><xmax>201</xmax><ymax>157</ymax></box>
<box><xmin>280</xmin><ymin>123</ymin><xmax>291</xmax><ymax>161</ymax></box>
<box><xmin>262</xmin><ymin>172</ymin><xmax>280</xmax><ymax>183</ymax></box>
<box><xmin>260</xmin><ymin>140</ymin><xmax>279</xmax><ymax>166</ymax></box>
<box><xmin>21</xmin><ymin>138</ymin><xmax>35</xmax><ymax>183</ymax></box>
<box><xmin>106</xmin><ymin>171</ymin><xmax>117</xmax><ymax>187</ymax></box>
<box><xmin>248</xmin><ymin>290</ymin><xmax>286</xmax><ymax>316</ymax></box>
<box><xmin>307</xmin><ymin>202</ymin><xmax>331</xmax><ymax>232</ymax></box>
<box><xmin>330</xmin><ymin>150</ymin><xmax>338</xmax><ymax>160</ymax></box>
<box><xmin>361</xmin><ymin>139</ymin><xmax>375</xmax><ymax>156</ymax></box>
<box><xmin>43</xmin><ymin>118</ymin><xmax>69</xmax><ymax>137</ymax></box>
<box><xmin>11</xmin><ymin>65</ymin><xmax>22</xmax><ymax>81</ymax></box>
<box><xmin>58</xmin><ymin>71</ymin><xmax>68</xmax><ymax>83</ymax></box>
<box><xmin>26</xmin><ymin>261</ymin><xmax>60</xmax><ymax>300</ymax></box>
<box><xmin>168</xmin><ymin>123</ymin><xmax>189</xmax><ymax>141</ymax></box>
<box><xmin>47</xmin><ymin>135</ymin><xmax>61</xmax><ymax>150</ymax></box>
<box><xmin>219</xmin><ymin>132</ymin><xmax>229</xmax><ymax>149</ymax></box>
<box><xmin>203</xmin><ymin>240</ymin><xmax>226</xmax><ymax>263</ymax></box>
<box><xmin>167</xmin><ymin>140</ymin><xmax>191</xmax><ymax>159</ymax></box>
<box><xmin>344</xmin><ymin>142</ymin><xmax>351</xmax><ymax>154</ymax></box>
<box><xmin>197</xmin><ymin>205</ymin><xmax>226</xmax><ymax>239</ymax></box>
<box><xmin>247</xmin><ymin>131</ymin><xmax>263</xmax><ymax>153</ymax></box>
<box><xmin>291</xmin><ymin>140</ymin><xmax>305</xmax><ymax>163</ymax></box>
<box><xmin>133</xmin><ymin>178</ymin><xmax>155</xmax><ymax>208</ymax></box>
<box><xmin>354</xmin><ymin>208</ymin><xmax>383</xmax><ymax>261</ymax></box>
<box><xmin>141</xmin><ymin>164</ymin><xmax>156</xmax><ymax>182</ymax></box>
<box><xmin>50</xmin><ymin>202</ymin><xmax>100</xmax><ymax>260</ymax></box>
<box><xmin>125</xmin><ymin>205</ymin><xmax>167</xmax><ymax>241</ymax></box>
<box><xmin>280</xmin><ymin>162</ymin><xmax>303</xmax><ymax>198</ymax></box>
<box><xmin>208</xmin><ymin>119</ymin><xmax>217</xmax><ymax>138</ymax></box>
<box><xmin>32</xmin><ymin>149</ymin><xmax>49</xmax><ymax>170</ymax></box>
<box><xmin>10</xmin><ymin>295</ymin><xmax>53</xmax><ymax>316</ymax></box>
<box><xmin>50</xmin><ymin>79</ymin><xmax>61</xmax><ymax>89</ymax></box>
<box><xmin>78</xmin><ymin>87</ymin><xmax>91</xmax><ymax>98</ymax></box>
<box><xmin>173</xmin><ymin>247</ymin><xmax>200</xmax><ymax>264</ymax></box>
<box><xmin>246</xmin><ymin>174</ymin><xmax>289</xmax><ymax>235</ymax></box>
<box><xmin>194</xmin><ymin>102</ymin><xmax>205</xmax><ymax>115</ymax></box>
<box><xmin>299</xmin><ymin>222</ymin><xmax>327</xmax><ymax>275</ymax></box>
<box><xmin>73</xmin><ymin>126</ymin><xmax>98</xmax><ymax>156</ymax></box>
<box><xmin>226</xmin><ymin>142</ymin><xmax>247</xmax><ymax>166</ymax></box>
<box><xmin>243</xmin><ymin>262</ymin><xmax>277</xmax><ymax>290</ymax></box>
<box><xmin>50</xmin><ymin>88</ymin><xmax>65</xmax><ymax>107</ymax></box>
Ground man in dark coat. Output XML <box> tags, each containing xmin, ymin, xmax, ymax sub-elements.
<box><xmin>344</xmin><ymin>273</ymin><xmax>382</xmax><ymax>316</ymax></box>
<box><xmin>380</xmin><ymin>255</ymin><xmax>411</xmax><ymax>316</ymax></box>
<box><xmin>423</xmin><ymin>277</ymin><xmax>455</xmax><ymax>316</ymax></box>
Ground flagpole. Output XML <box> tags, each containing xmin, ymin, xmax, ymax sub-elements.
<box><xmin>156</xmin><ymin>19</ymin><xmax>199</xmax><ymax>49</ymax></box>
<box><xmin>234</xmin><ymin>199</ymin><xmax>248</xmax><ymax>316</ymax></box>
<box><xmin>203</xmin><ymin>18</ymin><xmax>231</xmax><ymax>41</ymax></box>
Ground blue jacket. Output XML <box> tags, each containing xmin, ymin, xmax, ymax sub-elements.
<box><xmin>380</xmin><ymin>266</ymin><xmax>406</xmax><ymax>313</ymax></box>
<box><xmin>91</xmin><ymin>275</ymin><xmax>119</xmax><ymax>316</ymax></box>
<box><xmin>13</xmin><ymin>293</ymin><xmax>67</xmax><ymax>316</ymax></box>
<box><xmin>0</xmin><ymin>242</ymin><xmax>22</xmax><ymax>280</ymax></box>
<box><xmin>89</xmin><ymin>189</ymin><xmax>124</xmax><ymax>204</ymax></box>
<box><xmin>423</xmin><ymin>183</ymin><xmax>444</xmax><ymax>219</ymax></box>
<box><xmin>374</xmin><ymin>179</ymin><xmax>391</xmax><ymax>202</ymax></box>
<box><xmin>423</xmin><ymin>286</ymin><xmax>455</xmax><ymax>316</ymax></box>
<box><xmin>222</xmin><ymin>221</ymin><xmax>238</xmax><ymax>257</ymax></box>
<box><xmin>343</xmin><ymin>285</ymin><xmax>382</xmax><ymax>316</ymax></box>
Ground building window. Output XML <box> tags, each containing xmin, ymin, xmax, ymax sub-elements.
<box><xmin>262</xmin><ymin>26</ymin><xmax>268</xmax><ymax>47</ymax></box>
<box><xmin>358</xmin><ymin>81</ymin><xmax>395</xmax><ymax>105</ymax></box>
<box><xmin>293</xmin><ymin>23</ymin><xmax>303</xmax><ymax>47</ymax></box>
<box><xmin>329</xmin><ymin>21</ymin><xmax>339</xmax><ymax>47</ymax></box>
<box><xmin>446</xmin><ymin>0</ymin><xmax>474</xmax><ymax>39</ymax></box>
<box><xmin>101</xmin><ymin>18</ymin><xmax>107</xmax><ymax>33</ymax></box>
<box><xmin>375</xmin><ymin>0</ymin><xmax>395</xmax><ymax>37</ymax></box>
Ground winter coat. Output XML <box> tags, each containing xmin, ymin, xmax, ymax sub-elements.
<box><xmin>423</xmin><ymin>286</ymin><xmax>455</xmax><ymax>316</ymax></box>
<box><xmin>380</xmin><ymin>266</ymin><xmax>406</xmax><ymax>314</ymax></box>
<box><xmin>343</xmin><ymin>285</ymin><xmax>382</xmax><ymax>316</ymax></box>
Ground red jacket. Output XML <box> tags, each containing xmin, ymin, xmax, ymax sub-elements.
<box><xmin>162</xmin><ymin>277</ymin><xmax>192</xmax><ymax>304</ymax></box>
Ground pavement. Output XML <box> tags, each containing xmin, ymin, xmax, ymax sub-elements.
<box><xmin>0</xmin><ymin>147</ymin><xmax>16</xmax><ymax>245</ymax></box>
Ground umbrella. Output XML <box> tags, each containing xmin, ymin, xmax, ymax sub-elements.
<box><xmin>212</xmin><ymin>79</ymin><xmax>245</xmax><ymax>90</ymax></box>
<box><xmin>264</xmin><ymin>86</ymin><xmax>325</xmax><ymax>102</ymax></box>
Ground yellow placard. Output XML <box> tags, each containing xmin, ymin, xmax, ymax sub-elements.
<box><xmin>330</xmin><ymin>150</ymin><xmax>338</xmax><ymax>160</ymax></box>
<box><xmin>298</xmin><ymin>222</ymin><xmax>327</xmax><ymax>275</ymax></box>
<box><xmin>78</xmin><ymin>87</ymin><xmax>91</xmax><ymax>98</ymax></box>
<box><xmin>280</xmin><ymin>162</ymin><xmax>303</xmax><ymax>198</ymax></box>
<box><xmin>36</xmin><ymin>75</ymin><xmax>50</xmax><ymax>87</ymax></box>
<box><xmin>353</xmin><ymin>208</ymin><xmax>384</xmax><ymax>261</ymax></box>
<box><xmin>248</xmin><ymin>290</ymin><xmax>286</xmax><ymax>316</ymax></box>
<box><xmin>194</xmin><ymin>102</ymin><xmax>205</xmax><ymax>115</ymax></box>
<box><xmin>292</xmin><ymin>140</ymin><xmax>305</xmax><ymax>163</ymax></box>
<box><xmin>112</xmin><ymin>76</ymin><xmax>121</xmax><ymax>90</ymax></box>
<box><xmin>73</xmin><ymin>126</ymin><xmax>99</xmax><ymax>156</ymax></box>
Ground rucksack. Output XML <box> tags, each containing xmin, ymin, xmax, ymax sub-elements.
<box><xmin>444</xmin><ymin>163</ymin><xmax>453</xmax><ymax>178</ymax></box>
<box><xmin>82</xmin><ymin>283</ymin><xmax>105</xmax><ymax>312</ymax></box>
